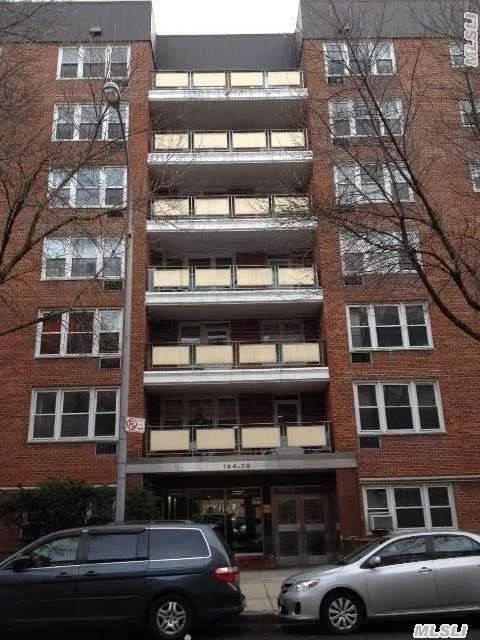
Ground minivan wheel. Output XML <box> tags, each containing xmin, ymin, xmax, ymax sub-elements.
<box><xmin>321</xmin><ymin>590</ymin><xmax>363</xmax><ymax>635</ymax></box>
<box><xmin>149</xmin><ymin>594</ymin><xmax>194</xmax><ymax>640</ymax></box>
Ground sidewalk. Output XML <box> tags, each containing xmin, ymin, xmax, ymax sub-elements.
<box><xmin>240</xmin><ymin>567</ymin><xmax>301</xmax><ymax>614</ymax></box>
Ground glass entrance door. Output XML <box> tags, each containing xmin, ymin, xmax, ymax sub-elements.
<box><xmin>273</xmin><ymin>494</ymin><xmax>326</xmax><ymax>565</ymax></box>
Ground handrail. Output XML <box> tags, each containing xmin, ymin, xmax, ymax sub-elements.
<box><xmin>151</xmin><ymin>129</ymin><xmax>309</xmax><ymax>152</ymax></box>
<box><xmin>152</xmin><ymin>69</ymin><xmax>304</xmax><ymax>90</ymax></box>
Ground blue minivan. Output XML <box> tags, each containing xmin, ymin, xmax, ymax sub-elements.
<box><xmin>0</xmin><ymin>522</ymin><xmax>244</xmax><ymax>638</ymax></box>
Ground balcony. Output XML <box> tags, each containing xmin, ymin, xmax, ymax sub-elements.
<box><xmin>146</xmin><ymin>265</ymin><xmax>322</xmax><ymax>318</ymax></box>
<box><xmin>148</xmin><ymin>130</ymin><xmax>312</xmax><ymax>191</ymax></box>
<box><xmin>146</xmin><ymin>421</ymin><xmax>331</xmax><ymax>457</ymax></box>
<box><xmin>144</xmin><ymin>341</ymin><xmax>329</xmax><ymax>392</ymax></box>
<box><xmin>149</xmin><ymin>70</ymin><xmax>307</xmax><ymax>129</ymax></box>
<box><xmin>147</xmin><ymin>195</ymin><xmax>315</xmax><ymax>253</ymax></box>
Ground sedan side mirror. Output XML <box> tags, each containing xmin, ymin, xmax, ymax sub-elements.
<box><xmin>12</xmin><ymin>555</ymin><xmax>33</xmax><ymax>572</ymax></box>
<box><xmin>368</xmin><ymin>555</ymin><xmax>381</xmax><ymax>568</ymax></box>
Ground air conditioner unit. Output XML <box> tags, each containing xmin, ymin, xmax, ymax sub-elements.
<box><xmin>328</xmin><ymin>75</ymin><xmax>345</xmax><ymax>85</ymax></box>
<box><xmin>99</xmin><ymin>357</ymin><xmax>121</xmax><ymax>370</ymax></box>
<box><xmin>343</xmin><ymin>274</ymin><xmax>364</xmax><ymax>286</ymax></box>
<box><xmin>333</xmin><ymin>137</ymin><xmax>351</xmax><ymax>147</ymax></box>
<box><xmin>103</xmin><ymin>279</ymin><xmax>123</xmax><ymax>291</ymax></box>
<box><xmin>369</xmin><ymin>514</ymin><xmax>393</xmax><ymax>531</ymax></box>
<box><xmin>358</xmin><ymin>434</ymin><xmax>380</xmax><ymax>448</ymax></box>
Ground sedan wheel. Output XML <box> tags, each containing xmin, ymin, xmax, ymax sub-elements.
<box><xmin>150</xmin><ymin>594</ymin><xmax>193</xmax><ymax>640</ymax></box>
<box><xmin>322</xmin><ymin>591</ymin><xmax>363</xmax><ymax>635</ymax></box>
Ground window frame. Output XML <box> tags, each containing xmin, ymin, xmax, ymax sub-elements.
<box><xmin>48</xmin><ymin>168</ymin><xmax>127</xmax><ymax>209</ymax></box>
<box><xmin>35</xmin><ymin>309</ymin><xmax>123</xmax><ymax>358</ymax></box>
<box><xmin>449</xmin><ymin>43</ymin><xmax>465</xmax><ymax>69</ymax></box>
<box><xmin>459</xmin><ymin>100</ymin><xmax>480</xmax><ymax>127</ymax></box>
<box><xmin>353</xmin><ymin>380</ymin><xmax>445</xmax><ymax>434</ymax></box>
<box><xmin>346</xmin><ymin>303</ymin><xmax>433</xmax><ymax>351</ymax></box>
<box><xmin>42</xmin><ymin>236</ymin><xmax>125</xmax><ymax>281</ymax></box>
<box><xmin>334</xmin><ymin>164</ymin><xmax>414</xmax><ymax>205</ymax></box>
<box><xmin>52</xmin><ymin>104</ymin><xmax>129</xmax><ymax>141</ymax></box>
<box><xmin>329</xmin><ymin>99</ymin><xmax>403</xmax><ymax>138</ymax></box>
<box><xmin>323</xmin><ymin>41</ymin><xmax>396</xmax><ymax>78</ymax></box>
<box><xmin>363</xmin><ymin>485</ymin><xmax>456</xmax><ymax>533</ymax></box>
<box><xmin>29</xmin><ymin>388</ymin><xmax>119</xmax><ymax>442</ymax></box>
<box><xmin>469</xmin><ymin>163</ymin><xmax>480</xmax><ymax>192</ymax></box>
<box><xmin>340</xmin><ymin>230</ymin><xmax>419</xmax><ymax>275</ymax></box>
<box><xmin>160</xmin><ymin>396</ymin><xmax>240</xmax><ymax>428</ymax></box>
<box><xmin>57</xmin><ymin>45</ymin><xmax>131</xmax><ymax>80</ymax></box>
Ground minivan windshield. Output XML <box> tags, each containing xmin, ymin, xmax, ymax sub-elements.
<box><xmin>336</xmin><ymin>537</ymin><xmax>388</xmax><ymax>565</ymax></box>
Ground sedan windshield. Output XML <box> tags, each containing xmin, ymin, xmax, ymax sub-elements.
<box><xmin>337</xmin><ymin>537</ymin><xmax>388</xmax><ymax>565</ymax></box>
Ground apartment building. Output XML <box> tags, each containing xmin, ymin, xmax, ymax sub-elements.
<box><xmin>1</xmin><ymin>0</ymin><xmax>479</xmax><ymax>566</ymax></box>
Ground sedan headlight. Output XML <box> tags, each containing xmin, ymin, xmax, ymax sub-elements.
<box><xmin>293</xmin><ymin>579</ymin><xmax>319</xmax><ymax>591</ymax></box>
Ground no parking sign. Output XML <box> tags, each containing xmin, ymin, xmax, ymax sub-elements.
<box><xmin>125</xmin><ymin>417</ymin><xmax>145</xmax><ymax>433</ymax></box>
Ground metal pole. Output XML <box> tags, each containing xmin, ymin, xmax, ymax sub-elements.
<box><xmin>103</xmin><ymin>83</ymin><xmax>132</xmax><ymax>523</ymax></box>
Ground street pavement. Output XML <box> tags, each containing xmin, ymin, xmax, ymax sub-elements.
<box><xmin>5</xmin><ymin>615</ymin><xmax>480</xmax><ymax>640</ymax></box>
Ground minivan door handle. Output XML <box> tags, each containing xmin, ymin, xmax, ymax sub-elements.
<box><xmin>418</xmin><ymin>567</ymin><xmax>433</xmax><ymax>573</ymax></box>
<box><xmin>84</xmin><ymin>570</ymin><xmax>100</xmax><ymax>576</ymax></box>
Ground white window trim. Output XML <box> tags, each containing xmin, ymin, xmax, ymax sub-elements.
<box><xmin>35</xmin><ymin>309</ymin><xmax>123</xmax><ymax>358</ymax></box>
<box><xmin>161</xmin><ymin>396</ymin><xmax>240</xmax><ymax>428</ymax></box>
<box><xmin>328</xmin><ymin>99</ymin><xmax>403</xmax><ymax>138</ymax></box>
<box><xmin>56</xmin><ymin>45</ymin><xmax>131</xmax><ymax>80</ymax></box>
<box><xmin>323</xmin><ymin>41</ymin><xmax>396</xmax><ymax>78</ymax></box>
<box><xmin>346</xmin><ymin>303</ymin><xmax>433</xmax><ymax>351</ymax></box>
<box><xmin>41</xmin><ymin>236</ymin><xmax>125</xmax><ymax>280</ymax></box>
<box><xmin>48</xmin><ymin>167</ymin><xmax>127</xmax><ymax>209</ymax></box>
<box><xmin>340</xmin><ymin>230</ymin><xmax>419</xmax><ymax>275</ymax></box>
<box><xmin>28</xmin><ymin>388</ymin><xmax>119</xmax><ymax>442</ymax></box>
<box><xmin>52</xmin><ymin>104</ymin><xmax>129</xmax><ymax>141</ymax></box>
<box><xmin>353</xmin><ymin>380</ymin><xmax>445</xmax><ymax>434</ymax></box>
<box><xmin>334</xmin><ymin>164</ymin><xmax>414</xmax><ymax>205</ymax></box>
<box><xmin>362</xmin><ymin>484</ymin><xmax>456</xmax><ymax>533</ymax></box>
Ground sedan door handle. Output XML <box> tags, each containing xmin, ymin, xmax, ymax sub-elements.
<box><xmin>418</xmin><ymin>567</ymin><xmax>433</xmax><ymax>573</ymax></box>
<box><xmin>56</xmin><ymin>571</ymin><xmax>70</xmax><ymax>577</ymax></box>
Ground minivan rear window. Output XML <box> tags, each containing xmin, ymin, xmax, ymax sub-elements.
<box><xmin>149</xmin><ymin>528</ymin><xmax>210</xmax><ymax>560</ymax></box>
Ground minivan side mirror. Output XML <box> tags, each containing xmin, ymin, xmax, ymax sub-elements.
<box><xmin>12</xmin><ymin>555</ymin><xmax>33</xmax><ymax>572</ymax></box>
<box><xmin>367</xmin><ymin>555</ymin><xmax>381</xmax><ymax>568</ymax></box>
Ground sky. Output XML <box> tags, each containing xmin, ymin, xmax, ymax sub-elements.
<box><xmin>152</xmin><ymin>0</ymin><xmax>300</xmax><ymax>35</ymax></box>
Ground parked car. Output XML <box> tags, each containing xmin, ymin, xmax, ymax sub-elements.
<box><xmin>0</xmin><ymin>521</ymin><xmax>244</xmax><ymax>639</ymax></box>
<box><xmin>278</xmin><ymin>530</ymin><xmax>480</xmax><ymax>635</ymax></box>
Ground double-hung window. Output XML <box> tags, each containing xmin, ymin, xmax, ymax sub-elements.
<box><xmin>43</xmin><ymin>236</ymin><xmax>124</xmax><ymax>280</ymax></box>
<box><xmin>364</xmin><ymin>485</ymin><xmax>454</xmax><ymax>531</ymax></box>
<box><xmin>48</xmin><ymin>167</ymin><xmax>127</xmax><ymax>208</ymax></box>
<box><xmin>36</xmin><ymin>309</ymin><xmax>122</xmax><ymax>356</ymax></box>
<box><xmin>30</xmin><ymin>388</ymin><xmax>119</xmax><ymax>440</ymax></box>
<box><xmin>348</xmin><ymin>303</ymin><xmax>431</xmax><ymax>350</ymax></box>
<box><xmin>53</xmin><ymin>104</ymin><xmax>128</xmax><ymax>141</ymax></box>
<box><xmin>330</xmin><ymin>100</ymin><xmax>403</xmax><ymax>138</ymax></box>
<box><xmin>324</xmin><ymin>41</ymin><xmax>395</xmax><ymax>78</ymax></box>
<box><xmin>354</xmin><ymin>381</ymin><xmax>443</xmax><ymax>433</ymax></box>
<box><xmin>58</xmin><ymin>46</ymin><xmax>130</xmax><ymax>79</ymax></box>
<box><xmin>469</xmin><ymin>164</ymin><xmax>480</xmax><ymax>192</ymax></box>
<box><xmin>459</xmin><ymin>100</ymin><xmax>480</xmax><ymax>126</ymax></box>
<box><xmin>341</xmin><ymin>231</ymin><xmax>418</xmax><ymax>275</ymax></box>
<box><xmin>334</xmin><ymin>163</ymin><xmax>413</xmax><ymax>205</ymax></box>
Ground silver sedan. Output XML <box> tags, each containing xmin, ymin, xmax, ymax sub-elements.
<box><xmin>277</xmin><ymin>530</ymin><xmax>480</xmax><ymax>634</ymax></box>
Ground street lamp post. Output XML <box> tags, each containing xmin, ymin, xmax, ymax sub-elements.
<box><xmin>103</xmin><ymin>81</ymin><xmax>132</xmax><ymax>522</ymax></box>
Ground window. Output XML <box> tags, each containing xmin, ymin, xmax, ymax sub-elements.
<box><xmin>53</xmin><ymin>104</ymin><xmax>128</xmax><ymax>141</ymax></box>
<box><xmin>354</xmin><ymin>381</ymin><xmax>443</xmax><ymax>433</ymax></box>
<box><xmin>334</xmin><ymin>164</ymin><xmax>413</xmax><ymax>205</ymax></box>
<box><xmin>43</xmin><ymin>236</ymin><xmax>124</xmax><ymax>280</ymax></box>
<box><xmin>469</xmin><ymin>164</ymin><xmax>480</xmax><ymax>192</ymax></box>
<box><xmin>449</xmin><ymin>43</ymin><xmax>464</xmax><ymax>68</ymax></box>
<box><xmin>432</xmin><ymin>534</ymin><xmax>480</xmax><ymax>558</ymax></box>
<box><xmin>149</xmin><ymin>529</ymin><xmax>210</xmax><ymax>560</ymax></box>
<box><xmin>459</xmin><ymin>100</ymin><xmax>480</xmax><ymax>126</ymax></box>
<box><xmin>341</xmin><ymin>231</ymin><xmax>419</xmax><ymax>275</ymax></box>
<box><xmin>48</xmin><ymin>168</ymin><xmax>127</xmax><ymax>208</ymax></box>
<box><xmin>261</xmin><ymin>320</ymin><xmax>305</xmax><ymax>342</ymax></box>
<box><xmin>178</xmin><ymin>323</ymin><xmax>230</xmax><ymax>344</ymax></box>
<box><xmin>37</xmin><ymin>309</ymin><xmax>122</xmax><ymax>357</ymax></box>
<box><xmin>86</xmin><ymin>533</ymin><xmax>139</xmax><ymax>562</ymax></box>
<box><xmin>324</xmin><ymin>41</ymin><xmax>395</xmax><ymax>78</ymax></box>
<box><xmin>161</xmin><ymin>396</ymin><xmax>239</xmax><ymax>428</ymax></box>
<box><xmin>330</xmin><ymin>100</ymin><xmax>403</xmax><ymax>138</ymax></box>
<box><xmin>28</xmin><ymin>536</ymin><xmax>80</xmax><ymax>567</ymax></box>
<box><xmin>30</xmin><ymin>388</ymin><xmax>118</xmax><ymax>441</ymax></box>
<box><xmin>364</xmin><ymin>485</ymin><xmax>455</xmax><ymax>531</ymax></box>
<box><xmin>378</xmin><ymin>536</ymin><xmax>427</xmax><ymax>565</ymax></box>
<box><xmin>348</xmin><ymin>303</ymin><xmax>431</xmax><ymax>350</ymax></box>
<box><xmin>58</xmin><ymin>46</ymin><xmax>130</xmax><ymax>79</ymax></box>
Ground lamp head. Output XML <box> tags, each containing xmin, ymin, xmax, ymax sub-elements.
<box><xmin>103</xmin><ymin>81</ymin><xmax>121</xmax><ymax>107</ymax></box>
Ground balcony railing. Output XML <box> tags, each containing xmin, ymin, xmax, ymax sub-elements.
<box><xmin>147</xmin><ymin>265</ymin><xmax>318</xmax><ymax>291</ymax></box>
<box><xmin>147</xmin><ymin>421</ymin><xmax>331</xmax><ymax>456</ymax></box>
<box><xmin>152</xmin><ymin>130</ymin><xmax>308</xmax><ymax>152</ymax></box>
<box><xmin>152</xmin><ymin>69</ymin><xmax>304</xmax><ymax>90</ymax></box>
<box><xmin>150</xmin><ymin>194</ymin><xmax>311</xmax><ymax>219</ymax></box>
<box><xmin>147</xmin><ymin>341</ymin><xmax>324</xmax><ymax>369</ymax></box>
